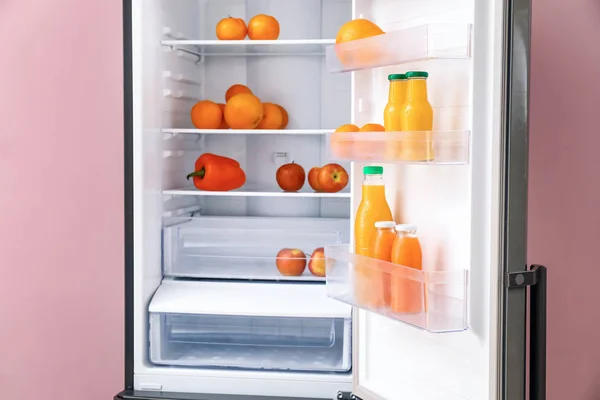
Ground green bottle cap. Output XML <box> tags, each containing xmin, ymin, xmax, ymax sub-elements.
<box><xmin>363</xmin><ymin>166</ymin><xmax>384</xmax><ymax>175</ymax></box>
<box><xmin>406</xmin><ymin>71</ymin><xmax>429</xmax><ymax>79</ymax></box>
<box><xmin>388</xmin><ymin>73</ymin><xmax>407</xmax><ymax>81</ymax></box>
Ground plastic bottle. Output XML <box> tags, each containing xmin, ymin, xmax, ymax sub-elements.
<box><xmin>354</xmin><ymin>166</ymin><xmax>393</xmax><ymax>256</ymax></box>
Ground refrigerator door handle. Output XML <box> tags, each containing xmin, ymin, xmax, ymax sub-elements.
<box><xmin>507</xmin><ymin>265</ymin><xmax>548</xmax><ymax>400</ymax></box>
<box><xmin>529</xmin><ymin>265</ymin><xmax>547</xmax><ymax>400</ymax></box>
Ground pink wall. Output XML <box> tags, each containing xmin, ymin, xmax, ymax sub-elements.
<box><xmin>529</xmin><ymin>0</ymin><xmax>600</xmax><ymax>399</ymax></box>
<box><xmin>0</xmin><ymin>0</ymin><xmax>597</xmax><ymax>398</ymax></box>
<box><xmin>0</xmin><ymin>1</ymin><xmax>124</xmax><ymax>399</ymax></box>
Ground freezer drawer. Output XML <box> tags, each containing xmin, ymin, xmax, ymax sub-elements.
<box><xmin>163</xmin><ymin>216</ymin><xmax>348</xmax><ymax>281</ymax></box>
<box><xmin>148</xmin><ymin>280</ymin><xmax>352</xmax><ymax>372</ymax></box>
<box><xmin>149</xmin><ymin>313</ymin><xmax>351</xmax><ymax>372</ymax></box>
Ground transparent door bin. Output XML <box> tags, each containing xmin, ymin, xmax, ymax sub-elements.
<box><xmin>325</xmin><ymin>245</ymin><xmax>468</xmax><ymax>333</ymax></box>
<box><xmin>149</xmin><ymin>313</ymin><xmax>352</xmax><ymax>372</ymax></box>
<box><xmin>328</xmin><ymin>130</ymin><xmax>470</xmax><ymax>164</ymax></box>
<box><xmin>163</xmin><ymin>217</ymin><xmax>348</xmax><ymax>281</ymax></box>
<box><xmin>326</xmin><ymin>24</ymin><xmax>472</xmax><ymax>73</ymax></box>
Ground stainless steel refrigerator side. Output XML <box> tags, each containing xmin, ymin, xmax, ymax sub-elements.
<box><xmin>498</xmin><ymin>0</ymin><xmax>532</xmax><ymax>398</ymax></box>
<box><xmin>123</xmin><ymin>0</ymin><xmax>135</xmax><ymax>392</ymax></box>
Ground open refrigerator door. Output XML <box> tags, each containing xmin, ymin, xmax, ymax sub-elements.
<box><xmin>320</xmin><ymin>0</ymin><xmax>527</xmax><ymax>399</ymax></box>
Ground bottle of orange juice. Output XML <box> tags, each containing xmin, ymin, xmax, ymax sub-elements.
<box><xmin>390</xmin><ymin>224</ymin><xmax>423</xmax><ymax>313</ymax></box>
<box><xmin>372</xmin><ymin>221</ymin><xmax>396</xmax><ymax>306</ymax></box>
<box><xmin>354</xmin><ymin>166</ymin><xmax>393</xmax><ymax>256</ymax></box>
<box><xmin>383</xmin><ymin>73</ymin><xmax>407</xmax><ymax>132</ymax></box>
<box><xmin>399</xmin><ymin>71</ymin><xmax>434</xmax><ymax>161</ymax></box>
<box><xmin>383</xmin><ymin>74</ymin><xmax>408</xmax><ymax>160</ymax></box>
<box><xmin>355</xmin><ymin>221</ymin><xmax>396</xmax><ymax>308</ymax></box>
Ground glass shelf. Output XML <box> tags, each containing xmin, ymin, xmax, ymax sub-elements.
<box><xmin>328</xmin><ymin>130</ymin><xmax>470</xmax><ymax>164</ymax></box>
<box><xmin>163</xmin><ymin>184</ymin><xmax>351</xmax><ymax>198</ymax></box>
<box><xmin>326</xmin><ymin>24</ymin><xmax>472</xmax><ymax>73</ymax></box>
<box><xmin>325</xmin><ymin>245</ymin><xmax>468</xmax><ymax>333</ymax></box>
<box><xmin>162</xmin><ymin>128</ymin><xmax>333</xmax><ymax>136</ymax></box>
<box><xmin>162</xmin><ymin>39</ymin><xmax>335</xmax><ymax>57</ymax></box>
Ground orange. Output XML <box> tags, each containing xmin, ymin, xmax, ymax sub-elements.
<box><xmin>217</xmin><ymin>103</ymin><xmax>229</xmax><ymax>129</ymax></box>
<box><xmin>360</xmin><ymin>123</ymin><xmax>385</xmax><ymax>132</ymax></box>
<box><xmin>190</xmin><ymin>100</ymin><xmax>222</xmax><ymax>129</ymax></box>
<box><xmin>336</xmin><ymin>19</ymin><xmax>384</xmax><ymax>43</ymax></box>
<box><xmin>330</xmin><ymin>124</ymin><xmax>359</xmax><ymax>159</ymax></box>
<box><xmin>277</xmin><ymin>105</ymin><xmax>289</xmax><ymax>129</ymax></box>
<box><xmin>257</xmin><ymin>102</ymin><xmax>283</xmax><ymax>129</ymax></box>
<box><xmin>248</xmin><ymin>14</ymin><xmax>280</xmax><ymax>40</ymax></box>
<box><xmin>225</xmin><ymin>84</ymin><xmax>252</xmax><ymax>102</ymax></box>
<box><xmin>335</xmin><ymin>123</ymin><xmax>360</xmax><ymax>132</ymax></box>
<box><xmin>335</xmin><ymin>19</ymin><xmax>385</xmax><ymax>67</ymax></box>
<box><xmin>356</xmin><ymin>123</ymin><xmax>385</xmax><ymax>160</ymax></box>
<box><xmin>224</xmin><ymin>93</ymin><xmax>264</xmax><ymax>129</ymax></box>
<box><xmin>216</xmin><ymin>17</ymin><xmax>247</xmax><ymax>40</ymax></box>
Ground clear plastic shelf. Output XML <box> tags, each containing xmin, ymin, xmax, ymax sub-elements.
<box><xmin>328</xmin><ymin>130</ymin><xmax>470</xmax><ymax>164</ymax></box>
<box><xmin>326</xmin><ymin>24</ymin><xmax>472</xmax><ymax>73</ymax></box>
<box><xmin>163</xmin><ymin>216</ymin><xmax>349</xmax><ymax>281</ymax></box>
<box><xmin>325</xmin><ymin>245</ymin><xmax>468</xmax><ymax>333</ymax></box>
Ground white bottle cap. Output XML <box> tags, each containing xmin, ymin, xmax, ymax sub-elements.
<box><xmin>395</xmin><ymin>224</ymin><xmax>417</xmax><ymax>232</ymax></box>
<box><xmin>375</xmin><ymin>221</ymin><xmax>396</xmax><ymax>228</ymax></box>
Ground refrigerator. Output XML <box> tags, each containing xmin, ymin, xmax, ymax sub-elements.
<box><xmin>116</xmin><ymin>0</ymin><xmax>547</xmax><ymax>399</ymax></box>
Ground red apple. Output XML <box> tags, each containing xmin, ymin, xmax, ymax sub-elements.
<box><xmin>317</xmin><ymin>163</ymin><xmax>348</xmax><ymax>193</ymax></box>
<box><xmin>308</xmin><ymin>167</ymin><xmax>322</xmax><ymax>191</ymax></box>
<box><xmin>308</xmin><ymin>247</ymin><xmax>326</xmax><ymax>277</ymax></box>
<box><xmin>276</xmin><ymin>248</ymin><xmax>307</xmax><ymax>276</ymax></box>
<box><xmin>276</xmin><ymin>162</ymin><xmax>305</xmax><ymax>192</ymax></box>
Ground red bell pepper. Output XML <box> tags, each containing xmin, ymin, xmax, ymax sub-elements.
<box><xmin>186</xmin><ymin>153</ymin><xmax>246</xmax><ymax>191</ymax></box>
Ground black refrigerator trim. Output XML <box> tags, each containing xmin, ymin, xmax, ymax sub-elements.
<box><xmin>528</xmin><ymin>265</ymin><xmax>547</xmax><ymax>400</ymax></box>
<box><xmin>506</xmin><ymin>265</ymin><xmax>548</xmax><ymax>400</ymax></box>
<box><xmin>115</xmin><ymin>390</ymin><xmax>331</xmax><ymax>400</ymax></box>
<box><xmin>499</xmin><ymin>0</ymin><xmax>534</xmax><ymax>398</ymax></box>
<box><xmin>123</xmin><ymin>0</ymin><xmax>135</xmax><ymax>391</ymax></box>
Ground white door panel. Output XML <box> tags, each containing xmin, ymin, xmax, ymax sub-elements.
<box><xmin>350</xmin><ymin>0</ymin><xmax>508</xmax><ymax>399</ymax></box>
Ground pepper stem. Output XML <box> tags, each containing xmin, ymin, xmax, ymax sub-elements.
<box><xmin>186</xmin><ymin>167</ymin><xmax>206</xmax><ymax>180</ymax></box>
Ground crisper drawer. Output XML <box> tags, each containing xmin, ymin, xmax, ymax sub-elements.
<box><xmin>163</xmin><ymin>216</ymin><xmax>349</xmax><ymax>281</ymax></box>
<box><xmin>148</xmin><ymin>280</ymin><xmax>352</xmax><ymax>372</ymax></box>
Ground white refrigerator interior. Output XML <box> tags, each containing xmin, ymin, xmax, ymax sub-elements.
<box><xmin>132</xmin><ymin>0</ymin><xmax>504</xmax><ymax>398</ymax></box>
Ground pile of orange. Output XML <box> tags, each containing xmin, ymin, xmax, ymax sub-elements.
<box><xmin>190</xmin><ymin>84</ymin><xmax>289</xmax><ymax>130</ymax></box>
<box><xmin>216</xmin><ymin>14</ymin><xmax>280</xmax><ymax>40</ymax></box>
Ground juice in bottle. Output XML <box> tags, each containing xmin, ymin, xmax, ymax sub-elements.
<box><xmin>354</xmin><ymin>166</ymin><xmax>393</xmax><ymax>256</ymax></box>
<box><xmin>390</xmin><ymin>224</ymin><xmax>423</xmax><ymax>313</ymax></box>
<box><xmin>355</xmin><ymin>221</ymin><xmax>395</xmax><ymax>308</ymax></box>
<box><xmin>399</xmin><ymin>71</ymin><xmax>434</xmax><ymax>161</ymax></box>
<box><xmin>383</xmin><ymin>73</ymin><xmax>407</xmax><ymax>131</ymax></box>
<box><xmin>383</xmin><ymin>73</ymin><xmax>408</xmax><ymax>160</ymax></box>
